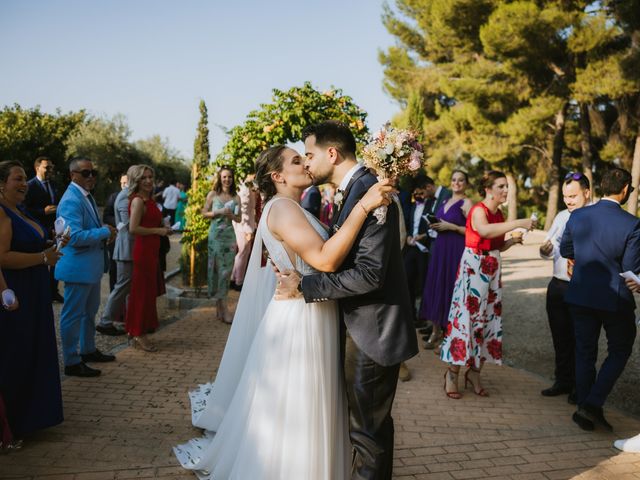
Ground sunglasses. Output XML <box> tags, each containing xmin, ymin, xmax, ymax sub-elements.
<box><xmin>564</xmin><ymin>172</ymin><xmax>584</xmax><ymax>181</ymax></box>
<box><xmin>72</xmin><ymin>169</ymin><xmax>99</xmax><ymax>178</ymax></box>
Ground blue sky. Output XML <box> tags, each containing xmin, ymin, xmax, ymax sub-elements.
<box><xmin>0</xmin><ymin>0</ymin><xmax>401</xmax><ymax>159</ymax></box>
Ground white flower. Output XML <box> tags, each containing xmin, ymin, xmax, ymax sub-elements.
<box><xmin>384</xmin><ymin>143</ymin><xmax>395</xmax><ymax>155</ymax></box>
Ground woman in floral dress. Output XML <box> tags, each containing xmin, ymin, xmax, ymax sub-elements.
<box><xmin>440</xmin><ymin>171</ymin><xmax>536</xmax><ymax>399</ymax></box>
<box><xmin>202</xmin><ymin>167</ymin><xmax>241</xmax><ymax>323</ymax></box>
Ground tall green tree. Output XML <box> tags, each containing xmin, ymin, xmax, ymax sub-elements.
<box><xmin>182</xmin><ymin>99</ymin><xmax>212</xmax><ymax>288</ymax></box>
<box><xmin>0</xmin><ymin>104</ymin><xmax>85</xmax><ymax>179</ymax></box>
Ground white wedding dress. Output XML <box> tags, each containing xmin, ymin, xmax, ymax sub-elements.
<box><xmin>174</xmin><ymin>197</ymin><xmax>349</xmax><ymax>479</ymax></box>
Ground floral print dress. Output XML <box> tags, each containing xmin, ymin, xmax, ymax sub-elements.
<box><xmin>440</xmin><ymin>202</ymin><xmax>505</xmax><ymax>368</ymax></box>
<box><xmin>207</xmin><ymin>197</ymin><xmax>237</xmax><ymax>299</ymax></box>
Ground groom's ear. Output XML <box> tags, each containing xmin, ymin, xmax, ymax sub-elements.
<box><xmin>327</xmin><ymin>146</ymin><xmax>339</xmax><ymax>165</ymax></box>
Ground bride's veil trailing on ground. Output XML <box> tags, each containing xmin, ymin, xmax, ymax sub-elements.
<box><xmin>190</xmin><ymin>220</ymin><xmax>276</xmax><ymax>431</ymax></box>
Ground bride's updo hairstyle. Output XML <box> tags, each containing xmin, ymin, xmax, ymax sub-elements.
<box><xmin>254</xmin><ymin>145</ymin><xmax>287</xmax><ymax>201</ymax></box>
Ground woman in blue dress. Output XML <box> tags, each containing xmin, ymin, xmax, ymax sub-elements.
<box><xmin>0</xmin><ymin>160</ymin><xmax>65</xmax><ymax>451</ymax></box>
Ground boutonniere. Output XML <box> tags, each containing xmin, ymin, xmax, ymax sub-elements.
<box><xmin>334</xmin><ymin>190</ymin><xmax>344</xmax><ymax>209</ymax></box>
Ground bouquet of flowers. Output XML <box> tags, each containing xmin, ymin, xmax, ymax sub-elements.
<box><xmin>361</xmin><ymin>125</ymin><xmax>425</xmax><ymax>223</ymax></box>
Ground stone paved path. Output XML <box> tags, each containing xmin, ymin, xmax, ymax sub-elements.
<box><xmin>2</xmin><ymin>234</ymin><xmax>640</xmax><ymax>479</ymax></box>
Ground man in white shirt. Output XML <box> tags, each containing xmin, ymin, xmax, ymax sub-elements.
<box><xmin>539</xmin><ymin>172</ymin><xmax>591</xmax><ymax>402</ymax></box>
<box><xmin>162</xmin><ymin>180</ymin><xmax>181</xmax><ymax>224</ymax></box>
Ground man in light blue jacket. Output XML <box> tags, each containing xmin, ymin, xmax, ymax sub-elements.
<box><xmin>56</xmin><ymin>157</ymin><xmax>117</xmax><ymax>377</ymax></box>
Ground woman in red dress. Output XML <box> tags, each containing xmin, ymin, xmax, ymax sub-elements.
<box><xmin>126</xmin><ymin>165</ymin><xmax>173</xmax><ymax>352</ymax></box>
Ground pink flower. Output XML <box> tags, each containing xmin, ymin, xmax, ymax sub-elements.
<box><xmin>408</xmin><ymin>151</ymin><xmax>422</xmax><ymax>171</ymax></box>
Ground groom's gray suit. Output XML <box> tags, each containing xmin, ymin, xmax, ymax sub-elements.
<box><xmin>301</xmin><ymin>166</ymin><xmax>418</xmax><ymax>479</ymax></box>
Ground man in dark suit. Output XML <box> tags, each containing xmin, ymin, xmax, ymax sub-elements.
<box><xmin>560</xmin><ymin>167</ymin><xmax>640</xmax><ymax>431</ymax></box>
<box><xmin>24</xmin><ymin>156</ymin><xmax>63</xmax><ymax>302</ymax></box>
<box><xmin>403</xmin><ymin>175</ymin><xmax>437</xmax><ymax>326</ymax></box>
<box><xmin>277</xmin><ymin>121</ymin><xmax>418</xmax><ymax>479</ymax></box>
<box><xmin>300</xmin><ymin>184</ymin><xmax>321</xmax><ymax>217</ymax></box>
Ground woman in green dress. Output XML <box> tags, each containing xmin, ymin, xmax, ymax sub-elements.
<box><xmin>202</xmin><ymin>167</ymin><xmax>241</xmax><ymax>323</ymax></box>
<box><xmin>174</xmin><ymin>182</ymin><xmax>188</xmax><ymax>231</ymax></box>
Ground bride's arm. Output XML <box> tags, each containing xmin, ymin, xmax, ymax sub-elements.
<box><xmin>269</xmin><ymin>182</ymin><xmax>393</xmax><ymax>272</ymax></box>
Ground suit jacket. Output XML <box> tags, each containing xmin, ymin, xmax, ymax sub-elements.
<box><xmin>406</xmin><ymin>201</ymin><xmax>432</xmax><ymax>252</ymax></box>
<box><xmin>24</xmin><ymin>177</ymin><xmax>57</xmax><ymax>232</ymax></box>
<box><xmin>432</xmin><ymin>186</ymin><xmax>452</xmax><ymax>217</ymax></box>
<box><xmin>560</xmin><ymin>199</ymin><xmax>640</xmax><ymax>312</ymax></box>
<box><xmin>55</xmin><ymin>182</ymin><xmax>111</xmax><ymax>284</ymax></box>
<box><xmin>301</xmin><ymin>185</ymin><xmax>321</xmax><ymax>218</ymax></box>
<box><xmin>112</xmin><ymin>188</ymin><xmax>134</xmax><ymax>262</ymax></box>
<box><xmin>301</xmin><ymin>168</ymin><xmax>419</xmax><ymax>366</ymax></box>
<box><xmin>102</xmin><ymin>190</ymin><xmax>119</xmax><ymax>227</ymax></box>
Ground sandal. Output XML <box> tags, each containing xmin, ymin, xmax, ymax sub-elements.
<box><xmin>465</xmin><ymin>367</ymin><xmax>489</xmax><ymax>397</ymax></box>
<box><xmin>444</xmin><ymin>368</ymin><xmax>462</xmax><ymax>399</ymax></box>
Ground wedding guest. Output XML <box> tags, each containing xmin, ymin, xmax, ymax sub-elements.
<box><xmin>301</xmin><ymin>184</ymin><xmax>321</xmax><ymax>217</ymax></box>
<box><xmin>0</xmin><ymin>160</ymin><xmax>65</xmax><ymax>449</ymax></box>
<box><xmin>56</xmin><ymin>157</ymin><xmax>117</xmax><ymax>377</ymax></box>
<box><xmin>560</xmin><ymin>167</ymin><xmax>640</xmax><ymax>431</ymax></box>
<box><xmin>419</xmin><ymin>170</ymin><xmax>472</xmax><ymax>349</ymax></box>
<box><xmin>23</xmin><ymin>156</ymin><xmax>63</xmax><ymax>302</ymax></box>
<box><xmin>539</xmin><ymin>173</ymin><xmax>590</xmax><ymax>403</ymax></box>
<box><xmin>126</xmin><ymin>165</ymin><xmax>173</xmax><ymax>352</ymax></box>
<box><xmin>403</xmin><ymin>175</ymin><xmax>438</xmax><ymax>326</ymax></box>
<box><xmin>174</xmin><ymin>181</ymin><xmax>188</xmax><ymax>231</ymax></box>
<box><xmin>202</xmin><ymin>167</ymin><xmax>241</xmax><ymax>323</ymax></box>
<box><xmin>103</xmin><ymin>173</ymin><xmax>128</xmax><ymax>291</ymax></box>
<box><xmin>440</xmin><ymin>170</ymin><xmax>536</xmax><ymax>399</ymax></box>
<box><xmin>231</xmin><ymin>173</ymin><xmax>257</xmax><ymax>291</ymax></box>
<box><xmin>319</xmin><ymin>184</ymin><xmax>335</xmax><ymax>225</ymax></box>
<box><xmin>162</xmin><ymin>179</ymin><xmax>181</xmax><ymax>224</ymax></box>
<box><xmin>97</xmin><ymin>168</ymin><xmax>135</xmax><ymax>336</ymax></box>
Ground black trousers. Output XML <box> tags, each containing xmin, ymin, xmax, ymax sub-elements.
<box><xmin>570</xmin><ymin>304</ymin><xmax>636</xmax><ymax>408</ymax></box>
<box><xmin>48</xmin><ymin>265</ymin><xmax>59</xmax><ymax>296</ymax></box>
<box><xmin>402</xmin><ymin>245</ymin><xmax>429</xmax><ymax>321</ymax></box>
<box><xmin>344</xmin><ymin>333</ymin><xmax>400</xmax><ymax>480</ymax></box>
<box><xmin>545</xmin><ymin>277</ymin><xmax>574</xmax><ymax>387</ymax></box>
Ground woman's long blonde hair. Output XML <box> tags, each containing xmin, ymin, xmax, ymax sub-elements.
<box><xmin>127</xmin><ymin>164</ymin><xmax>155</xmax><ymax>198</ymax></box>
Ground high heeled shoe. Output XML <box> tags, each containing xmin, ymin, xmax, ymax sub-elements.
<box><xmin>465</xmin><ymin>367</ymin><xmax>489</xmax><ymax>397</ymax></box>
<box><xmin>129</xmin><ymin>335</ymin><xmax>157</xmax><ymax>352</ymax></box>
<box><xmin>424</xmin><ymin>330</ymin><xmax>443</xmax><ymax>350</ymax></box>
<box><xmin>444</xmin><ymin>368</ymin><xmax>462</xmax><ymax>399</ymax></box>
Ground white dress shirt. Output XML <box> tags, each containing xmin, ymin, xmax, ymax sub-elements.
<box><xmin>162</xmin><ymin>184</ymin><xmax>181</xmax><ymax>210</ymax></box>
<box><xmin>541</xmin><ymin>209</ymin><xmax>571</xmax><ymax>281</ymax></box>
<box><xmin>338</xmin><ymin>163</ymin><xmax>364</xmax><ymax>192</ymax></box>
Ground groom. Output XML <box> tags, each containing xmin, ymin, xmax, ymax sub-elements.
<box><xmin>276</xmin><ymin>120</ymin><xmax>418</xmax><ymax>479</ymax></box>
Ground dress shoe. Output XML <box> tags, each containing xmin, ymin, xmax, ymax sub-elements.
<box><xmin>541</xmin><ymin>383</ymin><xmax>572</xmax><ymax>397</ymax></box>
<box><xmin>567</xmin><ymin>391</ymin><xmax>577</xmax><ymax>405</ymax></box>
<box><xmin>418</xmin><ymin>326</ymin><xmax>432</xmax><ymax>335</ymax></box>
<box><xmin>64</xmin><ymin>362</ymin><xmax>101</xmax><ymax>377</ymax></box>
<box><xmin>52</xmin><ymin>292</ymin><xmax>65</xmax><ymax>303</ymax></box>
<box><xmin>614</xmin><ymin>433</ymin><xmax>640</xmax><ymax>452</ymax></box>
<box><xmin>583</xmin><ymin>404</ymin><xmax>613</xmax><ymax>431</ymax></box>
<box><xmin>81</xmin><ymin>349</ymin><xmax>116</xmax><ymax>363</ymax></box>
<box><xmin>572</xmin><ymin>408</ymin><xmax>595</xmax><ymax>431</ymax></box>
<box><xmin>96</xmin><ymin>324</ymin><xmax>126</xmax><ymax>336</ymax></box>
<box><xmin>399</xmin><ymin>362</ymin><xmax>411</xmax><ymax>382</ymax></box>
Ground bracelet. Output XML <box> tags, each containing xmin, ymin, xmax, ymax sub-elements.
<box><xmin>42</xmin><ymin>251</ymin><xmax>48</xmax><ymax>265</ymax></box>
<box><xmin>357</xmin><ymin>201</ymin><xmax>368</xmax><ymax>216</ymax></box>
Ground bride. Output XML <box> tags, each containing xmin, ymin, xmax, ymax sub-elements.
<box><xmin>174</xmin><ymin>145</ymin><xmax>394</xmax><ymax>479</ymax></box>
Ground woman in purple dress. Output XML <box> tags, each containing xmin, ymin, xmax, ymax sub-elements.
<box><xmin>419</xmin><ymin>170</ymin><xmax>472</xmax><ymax>349</ymax></box>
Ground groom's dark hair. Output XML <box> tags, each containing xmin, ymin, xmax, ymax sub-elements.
<box><xmin>302</xmin><ymin>120</ymin><xmax>357</xmax><ymax>160</ymax></box>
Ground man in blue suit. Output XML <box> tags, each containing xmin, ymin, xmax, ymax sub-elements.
<box><xmin>56</xmin><ymin>157</ymin><xmax>117</xmax><ymax>377</ymax></box>
<box><xmin>560</xmin><ymin>167</ymin><xmax>640</xmax><ymax>431</ymax></box>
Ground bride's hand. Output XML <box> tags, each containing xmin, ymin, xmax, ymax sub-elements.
<box><xmin>360</xmin><ymin>179</ymin><xmax>396</xmax><ymax>213</ymax></box>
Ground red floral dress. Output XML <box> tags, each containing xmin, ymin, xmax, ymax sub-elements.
<box><xmin>439</xmin><ymin>202</ymin><xmax>505</xmax><ymax>368</ymax></box>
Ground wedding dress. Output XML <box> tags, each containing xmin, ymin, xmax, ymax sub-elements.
<box><xmin>174</xmin><ymin>197</ymin><xmax>349</xmax><ymax>479</ymax></box>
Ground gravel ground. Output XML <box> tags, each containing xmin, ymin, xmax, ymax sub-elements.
<box><xmin>50</xmin><ymin>231</ymin><xmax>639</xmax><ymax>417</ymax></box>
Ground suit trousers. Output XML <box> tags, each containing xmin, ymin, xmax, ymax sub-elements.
<box><xmin>60</xmin><ymin>281</ymin><xmax>101</xmax><ymax>366</ymax></box>
<box><xmin>402</xmin><ymin>245</ymin><xmax>429</xmax><ymax>321</ymax></box>
<box><xmin>545</xmin><ymin>277</ymin><xmax>574</xmax><ymax>387</ymax></box>
<box><xmin>99</xmin><ymin>261</ymin><xmax>132</xmax><ymax>328</ymax></box>
<box><xmin>344</xmin><ymin>332</ymin><xmax>400</xmax><ymax>480</ymax></box>
<box><xmin>570</xmin><ymin>304</ymin><xmax>636</xmax><ymax>408</ymax></box>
